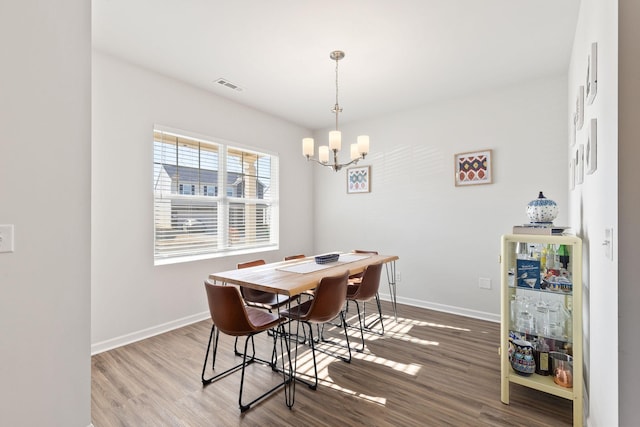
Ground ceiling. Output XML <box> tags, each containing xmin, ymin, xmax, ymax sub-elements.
<box><xmin>92</xmin><ymin>0</ymin><xmax>581</xmax><ymax>130</ymax></box>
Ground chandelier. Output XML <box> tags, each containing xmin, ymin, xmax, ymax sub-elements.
<box><xmin>302</xmin><ymin>50</ymin><xmax>369</xmax><ymax>172</ymax></box>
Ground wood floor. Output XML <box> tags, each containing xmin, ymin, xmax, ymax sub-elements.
<box><xmin>91</xmin><ymin>301</ymin><xmax>574</xmax><ymax>426</ymax></box>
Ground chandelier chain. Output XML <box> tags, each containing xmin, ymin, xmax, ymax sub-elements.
<box><xmin>334</xmin><ymin>55</ymin><xmax>341</xmax><ymax>130</ymax></box>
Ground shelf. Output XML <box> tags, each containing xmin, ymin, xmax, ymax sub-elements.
<box><xmin>507</xmin><ymin>371</ymin><xmax>575</xmax><ymax>400</ymax></box>
<box><xmin>500</xmin><ymin>234</ymin><xmax>583</xmax><ymax>426</ymax></box>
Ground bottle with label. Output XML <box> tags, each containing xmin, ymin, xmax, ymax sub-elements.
<box><xmin>534</xmin><ymin>337</ymin><xmax>550</xmax><ymax>376</ymax></box>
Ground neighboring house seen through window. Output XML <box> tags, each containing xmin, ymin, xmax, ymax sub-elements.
<box><xmin>153</xmin><ymin>127</ymin><xmax>279</xmax><ymax>264</ymax></box>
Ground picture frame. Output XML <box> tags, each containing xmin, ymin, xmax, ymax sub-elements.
<box><xmin>586</xmin><ymin>42</ymin><xmax>598</xmax><ymax>105</ymax></box>
<box><xmin>575</xmin><ymin>144</ymin><xmax>584</xmax><ymax>185</ymax></box>
<box><xmin>570</xmin><ymin>112</ymin><xmax>577</xmax><ymax>147</ymax></box>
<box><xmin>347</xmin><ymin>165</ymin><xmax>371</xmax><ymax>193</ymax></box>
<box><xmin>569</xmin><ymin>157</ymin><xmax>575</xmax><ymax>191</ymax></box>
<box><xmin>586</xmin><ymin>118</ymin><xmax>597</xmax><ymax>174</ymax></box>
<box><xmin>575</xmin><ymin>85</ymin><xmax>584</xmax><ymax>130</ymax></box>
<box><xmin>454</xmin><ymin>149</ymin><xmax>492</xmax><ymax>186</ymax></box>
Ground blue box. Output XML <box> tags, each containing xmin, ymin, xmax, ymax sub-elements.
<box><xmin>516</xmin><ymin>259</ymin><xmax>541</xmax><ymax>289</ymax></box>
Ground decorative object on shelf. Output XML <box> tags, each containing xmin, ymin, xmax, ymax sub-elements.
<box><xmin>586</xmin><ymin>118</ymin><xmax>597</xmax><ymax>174</ymax></box>
<box><xmin>550</xmin><ymin>352</ymin><xmax>573</xmax><ymax>388</ymax></box>
<box><xmin>574</xmin><ymin>85</ymin><xmax>584</xmax><ymax>130</ymax></box>
<box><xmin>454</xmin><ymin>149</ymin><xmax>492</xmax><ymax>186</ymax></box>
<box><xmin>586</xmin><ymin>42</ymin><xmax>598</xmax><ymax>105</ymax></box>
<box><xmin>509</xmin><ymin>339</ymin><xmax>536</xmax><ymax>376</ymax></box>
<box><xmin>314</xmin><ymin>253</ymin><xmax>340</xmax><ymax>264</ymax></box>
<box><xmin>526</xmin><ymin>192</ymin><xmax>559</xmax><ymax>224</ymax></box>
<box><xmin>302</xmin><ymin>50</ymin><xmax>369</xmax><ymax>172</ymax></box>
<box><xmin>347</xmin><ymin>165</ymin><xmax>371</xmax><ymax>193</ymax></box>
<box><xmin>512</xmin><ymin>224</ymin><xmax>569</xmax><ymax>235</ymax></box>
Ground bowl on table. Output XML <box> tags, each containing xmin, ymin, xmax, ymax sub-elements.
<box><xmin>314</xmin><ymin>253</ymin><xmax>340</xmax><ymax>264</ymax></box>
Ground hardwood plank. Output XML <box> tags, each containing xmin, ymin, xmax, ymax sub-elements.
<box><xmin>92</xmin><ymin>301</ymin><xmax>574</xmax><ymax>426</ymax></box>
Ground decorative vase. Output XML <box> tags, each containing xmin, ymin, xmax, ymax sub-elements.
<box><xmin>526</xmin><ymin>191</ymin><xmax>559</xmax><ymax>224</ymax></box>
<box><xmin>510</xmin><ymin>339</ymin><xmax>536</xmax><ymax>376</ymax></box>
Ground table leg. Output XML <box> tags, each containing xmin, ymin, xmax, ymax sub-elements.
<box><xmin>384</xmin><ymin>261</ymin><xmax>398</xmax><ymax>321</ymax></box>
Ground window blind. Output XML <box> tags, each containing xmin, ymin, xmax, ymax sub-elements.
<box><xmin>153</xmin><ymin>128</ymin><xmax>279</xmax><ymax>263</ymax></box>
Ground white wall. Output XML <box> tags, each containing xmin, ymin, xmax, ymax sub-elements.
<box><xmin>313</xmin><ymin>76</ymin><xmax>569</xmax><ymax>320</ymax></box>
<box><xmin>568</xmin><ymin>1</ymin><xmax>619</xmax><ymax>425</ymax></box>
<box><xmin>618</xmin><ymin>1</ymin><xmax>640</xmax><ymax>426</ymax></box>
<box><xmin>0</xmin><ymin>1</ymin><xmax>91</xmax><ymax>426</ymax></box>
<box><xmin>91</xmin><ymin>52</ymin><xmax>314</xmax><ymax>351</ymax></box>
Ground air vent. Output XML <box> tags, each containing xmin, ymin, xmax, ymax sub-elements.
<box><xmin>214</xmin><ymin>78</ymin><xmax>243</xmax><ymax>92</ymax></box>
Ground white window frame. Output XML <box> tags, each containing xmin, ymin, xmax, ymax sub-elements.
<box><xmin>153</xmin><ymin>126</ymin><xmax>279</xmax><ymax>265</ymax></box>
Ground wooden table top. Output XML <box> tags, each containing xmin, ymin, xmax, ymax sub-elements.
<box><xmin>208</xmin><ymin>253</ymin><xmax>399</xmax><ymax>297</ymax></box>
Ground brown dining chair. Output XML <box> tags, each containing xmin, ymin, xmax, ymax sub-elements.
<box><xmin>237</xmin><ymin>259</ymin><xmax>295</xmax><ymax>310</ymax></box>
<box><xmin>346</xmin><ymin>262</ymin><xmax>384</xmax><ymax>352</ymax></box>
<box><xmin>284</xmin><ymin>254</ymin><xmax>306</xmax><ymax>261</ymax></box>
<box><xmin>201</xmin><ymin>280</ymin><xmax>286</xmax><ymax>412</ymax></box>
<box><xmin>281</xmin><ymin>270</ymin><xmax>352</xmax><ymax>389</ymax></box>
<box><xmin>346</xmin><ymin>250</ymin><xmax>384</xmax><ymax>330</ymax></box>
<box><xmin>348</xmin><ymin>249</ymin><xmax>379</xmax><ymax>283</ymax></box>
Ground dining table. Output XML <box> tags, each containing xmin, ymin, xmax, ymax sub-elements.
<box><xmin>208</xmin><ymin>252</ymin><xmax>399</xmax><ymax>409</ymax></box>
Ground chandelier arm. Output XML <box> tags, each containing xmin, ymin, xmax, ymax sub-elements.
<box><xmin>305</xmin><ymin>153</ymin><xmax>366</xmax><ymax>172</ymax></box>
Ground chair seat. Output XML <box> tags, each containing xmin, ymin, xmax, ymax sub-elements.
<box><xmin>244</xmin><ymin>292</ymin><xmax>293</xmax><ymax>309</ymax></box>
<box><xmin>246</xmin><ymin>307</ymin><xmax>283</xmax><ymax>331</ymax></box>
<box><xmin>280</xmin><ymin>300</ymin><xmax>313</xmax><ymax>321</ymax></box>
<box><xmin>346</xmin><ymin>283</ymin><xmax>360</xmax><ymax>299</ymax></box>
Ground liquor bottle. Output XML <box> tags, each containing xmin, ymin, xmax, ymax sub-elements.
<box><xmin>540</xmin><ymin>245</ymin><xmax>548</xmax><ymax>271</ymax></box>
<box><xmin>534</xmin><ymin>337</ymin><xmax>550</xmax><ymax>376</ymax></box>
<box><xmin>558</xmin><ymin>244</ymin><xmax>570</xmax><ymax>269</ymax></box>
<box><xmin>545</xmin><ymin>244</ymin><xmax>556</xmax><ymax>270</ymax></box>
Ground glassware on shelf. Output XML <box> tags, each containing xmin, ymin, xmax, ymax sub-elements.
<box><xmin>548</xmin><ymin>301</ymin><xmax>570</xmax><ymax>339</ymax></box>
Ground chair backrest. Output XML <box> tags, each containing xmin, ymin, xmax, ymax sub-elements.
<box><xmin>237</xmin><ymin>259</ymin><xmax>266</xmax><ymax>269</ymax></box>
<box><xmin>353</xmin><ymin>249</ymin><xmax>379</xmax><ymax>255</ymax></box>
<box><xmin>284</xmin><ymin>254</ymin><xmax>305</xmax><ymax>261</ymax></box>
<box><xmin>351</xmin><ymin>262</ymin><xmax>383</xmax><ymax>302</ymax></box>
<box><xmin>236</xmin><ymin>259</ymin><xmax>267</xmax><ymax>301</ymax></box>
<box><xmin>204</xmin><ymin>280</ymin><xmax>258</xmax><ymax>336</ymax></box>
<box><xmin>306</xmin><ymin>270</ymin><xmax>350</xmax><ymax>323</ymax></box>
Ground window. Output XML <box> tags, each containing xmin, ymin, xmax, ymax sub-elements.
<box><xmin>153</xmin><ymin>127</ymin><xmax>279</xmax><ymax>264</ymax></box>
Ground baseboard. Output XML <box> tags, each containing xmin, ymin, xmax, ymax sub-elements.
<box><xmin>378</xmin><ymin>292</ymin><xmax>500</xmax><ymax>323</ymax></box>
<box><xmin>91</xmin><ymin>311</ymin><xmax>210</xmax><ymax>355</ymax></box>
<box><xmin>92</xmin><ymin>296</ymin><xmax>499</xmax><ymax>355</ymax></box>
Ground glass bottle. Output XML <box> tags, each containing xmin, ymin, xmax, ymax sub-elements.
<box><xmin>558</xmin><ymin>244</ymin><xmax>570</xmax><ymax>269</ymax></box>
<box><xmin>534</xmin><ymin>337</ymin><xmax>550</xmax><ymax>376</ymax></box>
<box><xmin>545</xmin><ymin>244</ymin><xmax>556</xmax><ymax>270</ymax></box>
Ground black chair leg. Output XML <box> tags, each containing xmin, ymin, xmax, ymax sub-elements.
<box><xmin>363</xmin><ymin>294</ymin><xmax>385</xmax><ymax>335</ymax></box>
<box><xmin>354</xmin><ymin>302</ymin><xmax>366</xmax><ymax>353</ymax></box>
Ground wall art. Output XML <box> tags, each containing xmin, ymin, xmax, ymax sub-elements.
<box><xmin>586</xmin><ymin>42</ymin><xmax>598</xmax><ymax>105</ymax></box>
<box><xmin>347</xmin><ymin>165</ymin><xmax>371</xmax><ymax>193</ymax></box>
<box><xmin>454</xmin><ymin>149</ymin><xmax>492</xmax><ymax>186</ymax></box>
<box><xmin>586</xmin><ymin>118</ymin><xmax>597</xmax><ymax>174</ymax></box>
<box><xmin>575</xmin><ymin>85</ymin><xmax>584</xmax><ymax>130</ymax></box>
<box><xmin>569</xmin><ymin>157</ymin><xmax>575</xmax><ymax>191</ymax></box>
<box><xmin>575</xmin><ymin>144</ymin><xmax>584</xmax><ymax>185</ymax></box>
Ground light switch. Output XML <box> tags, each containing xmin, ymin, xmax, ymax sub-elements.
<box><xmin>0</xmin><ymin>224</ymin><xmax>15</xmax><ymax>253</ymax></box>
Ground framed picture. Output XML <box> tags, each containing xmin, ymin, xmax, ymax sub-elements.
<box><xmin>454</xmin><ymin>149</ymin><xmax>492</xmax><ymax>186</ymax></box>
<box><xmin>347</xmin><ymin>165</ymin><xmax>371</xmax><ymax>193</ymax></box>
<box><xmin>570</xmin><ymin>113</ymin><xmax>577</xmax><ymax>147</ymax></box>
<box><xmin>575</xmin><ymin>144</ymin><xmax>584</xmax><ymax>185</ymax></box>
<box><xmin>569</xmin><ymin>157</ymin><xmax>575</xmax><ymax>191</ymax></box>
<box><xmin>586</xmin><ymin>42</ymin><xmax>598</xmax><ymax>105</ymax></box>
<box><xmin>575</xmin><ymin>85</ymin><xmax>584</xmax><ymax>130</ymax></box>
<box><xmin>586</xmin><ymin>118</ymin><xmax>597</xmax><ymax>174</ymax></box>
